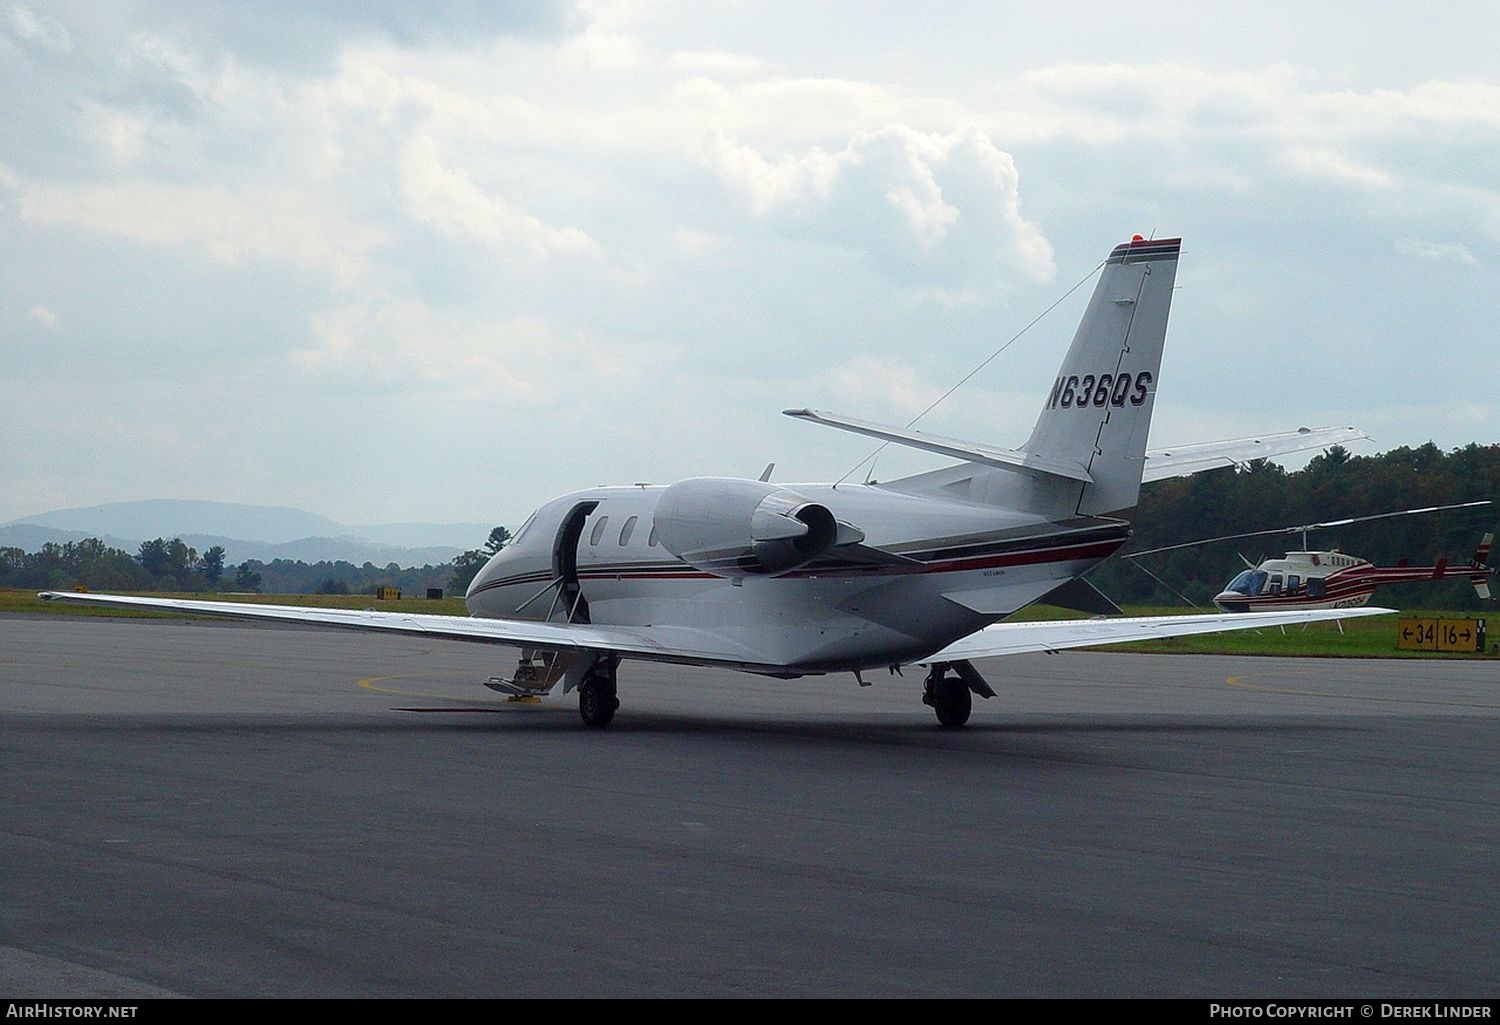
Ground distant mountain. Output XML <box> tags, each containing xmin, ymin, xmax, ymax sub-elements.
<box><xmin>7</xmin><ymin>499</ymin><xmax>342</xmax><ymax>544</ymax></box>
<box><xmin>0</xmin><ymin>499</ymin><xmax>496</xmax><ymax>566</ymax></box>
<box><xmin>0</xmin><ymin>524</ymin><xmax>143</xmax><ymax>556</ymax></box>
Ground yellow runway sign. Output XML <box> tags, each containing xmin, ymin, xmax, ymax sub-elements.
<box><xmin>1397</xmin><ymin>618</ymin><xmax>1486</xmax><ymax>652</ymax></box>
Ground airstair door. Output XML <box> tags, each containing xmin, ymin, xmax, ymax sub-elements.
<box><xmin>550</xmin><ymin>500</ymin><xmax>597</xmax><ymax>624</ymax></box>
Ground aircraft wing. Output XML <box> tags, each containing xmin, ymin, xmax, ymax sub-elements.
<box><xmin>36</xmin><ymin>592</ymin><xmax>768</xmax><ymax>668</ymax></box>
<box><xmin>925</xmin><ymin>606</ymin><xmax>1395</xmax><ymax>661</ymax></box>
<box><xmin>1141</xmin><ymin>426</ymin><xmax>1368</xmax><ymax>481</ymax></box>
<box><xmin>36</xmin><ymin>592</ymin><xmax>1395</xmax><ymax>673</ymax></box>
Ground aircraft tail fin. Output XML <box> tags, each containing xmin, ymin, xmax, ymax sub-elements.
<box><xmin>1021</xmin><ymin>236</ymin><xmax>1180</xmax><ymax>515</ymax></box>
<box><xmin>1471</xmin><ymin>532</ymin><xmax>1494</xmax><ymax>600</ymax></box>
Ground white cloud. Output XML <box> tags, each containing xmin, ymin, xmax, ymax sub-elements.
<box><xmin>397</xmin><ymin>132</ymin><xmax>598</xmax><ymax>256</ymax></box>
<box><xmin>664</xmin><ymin>49</ymin><xmax>768</xmax><ymax>78</ymax></box>
<box><xmin>672</xmin><ymin>227</ymin><xmax>728</xmax><ymax>256</ymax></box>
<box><xmin>18</xmin><ymin>181</ymin><xmax>387</xmax><ymax>287</ymax></box>
<box><xmin>818</xmin><ymin>356</ymin><xmax>945</xmax><ymax>417</ymax></box>
<box><xmin>556</xmin><ymin>23</ymin><xmax>648</xmax><ymax>72</ymax></box>
<box><xmin>82</xmin><ymin>102</ymin><xmax>153</xmax><ymax>164</ymax></box>
<box><xmin>705</xmin><ymin>124</ymin><xmax>1054</xmax><ymax>282</ymax></box>
<box><xmin>9</xmin><ymin>4</ymin><xmax>72</xmax><ymax>53</ymax></box>
<box><xmin>672</xmin><ymin>74</ymin><xmax>940</xmax><ymax>148</ymax></box>
<box><xmin>1010</xmin><ymin>62</ymin><xmax>1301</xmax><ymax>144</ymax></box>
<box><xmin>1010</xmin><ymin>62</ymin><xmax>1500</xmax><ymax>146</ymax></box>
<box><xmin>29</xmin><ymin>305</ymin><xmax>58</xmax><ymax>329</ymax></box>
<box><xmin>1320</xmin><ymin>80</ymin><xmax>1500</xmax><ymax>136</ymax></box>
<box><xmin>705</xmin><ymin>131</ymin><xmax>844</xmax><ymax>215</ymax></box>
<box><xmin>293</xmin><ymin>299</ymin><xmax>673</xmax><ymax>402</ymax></box>
<box><xmin>1280</xmin><ymin>146</ymin><xmax>1393</xmax><ymax>188</ymax></box>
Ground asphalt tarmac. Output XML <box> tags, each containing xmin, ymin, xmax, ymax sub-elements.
<box><xmin>2</xmin><ymin>615</ymin><xmax>1497</xmax><ymax>998</ymax></box>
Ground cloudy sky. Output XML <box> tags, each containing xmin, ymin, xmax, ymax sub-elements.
<box><xmin>5</xmin><ymin>1</ymin><xmax>1499</xmax><ymax>532</ymax></box>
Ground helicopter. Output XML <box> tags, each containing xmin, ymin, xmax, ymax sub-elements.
<box><xmin>1125</xmin><ymin>501</ymin><xmax>1496</xmax><ymax>613</ymax></box>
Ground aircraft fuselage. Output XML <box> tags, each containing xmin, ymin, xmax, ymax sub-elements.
<box><xmin>466</xmin><ymin>482</ymin><xmax>1130</xmax><ymax>673</ymax></box>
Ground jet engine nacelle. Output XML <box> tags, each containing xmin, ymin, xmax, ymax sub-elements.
<box><xmin>652</xmin><ymin>477</ymin><xmax>859</xmax><ymax>577</ymax></box>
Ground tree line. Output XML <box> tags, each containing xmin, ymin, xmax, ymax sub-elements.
<box><xmin>1090</xmin><ymin>442</ymin><xmax>1500</xmax><ymax>609</ymax></box>
<box><xmin>1</xmin><ymin>530</ymin><xmax>509</xmax><ymax>597</ymax></box>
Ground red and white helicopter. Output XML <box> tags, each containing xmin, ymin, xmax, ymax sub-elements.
<box><xmin>1128</xmin><ymin>502</ymin><xmax>1495</xmax><ymax>613</ymax></box>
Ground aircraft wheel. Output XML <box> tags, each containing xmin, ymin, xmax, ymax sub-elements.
<box><xmin>578</xmin><ymin>673</ymin><xmax>619</xmax><ymax>728</ymax></box>
<box><xmin>931</xmin><ymin>677</ymin><xmax>972</xmax><ymax>729</ymax></box>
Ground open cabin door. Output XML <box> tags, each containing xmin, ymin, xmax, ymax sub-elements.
<box><xmin>550</xmin><ymin>500</ymin><xmax>596</xmax><ymax>624</ymax></box>
<box><xmin>486</xmin><ymin>499</ymin><xmax>600</xmax><ymax>696</ymax></box>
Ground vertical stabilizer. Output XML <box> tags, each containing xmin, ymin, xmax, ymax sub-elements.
<box><xmin>1472</xmin><ymin>532</ymin><xmax>1494</xmax><ymax>600</ymax></box>
<box><xmin>1021</xmin><ymin>236</ymin><xmax>1180</xmax><ymax>515</ymax></box>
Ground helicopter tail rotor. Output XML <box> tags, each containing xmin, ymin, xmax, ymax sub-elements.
<box><xmin>1470</xmin><ymin>532</ymin><xmax>1495</xmax><ymax>600</ymax></box>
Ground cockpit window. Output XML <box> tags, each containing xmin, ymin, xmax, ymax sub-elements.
<box><xmin>511</xmin><ymin>511</ymin><xmax>538</xmax><ymax>545</ymax></box>
<box><xmin>1226</xmin><ymin>569</ymin><xmax>1268</xmax><ymax>595</ymax></box>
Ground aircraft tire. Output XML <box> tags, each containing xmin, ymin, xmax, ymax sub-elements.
<box><xmin>578</xmin><ymin>674</ymin><xmax>619</xmax><ymax>728</ymax></box>
<box><xmin>932</xmin><ymin>677</ymin><xmax>972</xmax><ymax>729</ymax></box>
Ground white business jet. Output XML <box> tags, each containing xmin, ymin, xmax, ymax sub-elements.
<box><xmin>42</xmin><ymin>236</ymin><xmax>1389</xmax><ymax>727</ymax></box>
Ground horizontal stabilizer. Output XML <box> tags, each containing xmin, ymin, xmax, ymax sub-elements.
<box><xmin>1141</xmin><ymin>426</ymin><xmax>1369</xmax><ymax>482</ymax></box>
<box><xmin>784</xmin><ymin>408</ymin><xmax>1093</xmax><ymax>482</ymax></box>
<box><xmin>786</xmin><ymin>414</ymin><xmax>1368</xmax><ymax>489</ymax></box>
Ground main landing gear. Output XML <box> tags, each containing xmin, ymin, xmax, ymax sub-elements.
<box><xmin>577</xmin><ymin>657</ymin><xmax>620</xmax><ymax>728</ymax></box>
<box><xmin>921</xmin><ymin>660</ymin><xmax>996</xmax><ymax>729</ymax></box>
<box><xmin>485</xmin><ymin>650</ymin><xmax>621</xmax><ymax>727</ymax></box>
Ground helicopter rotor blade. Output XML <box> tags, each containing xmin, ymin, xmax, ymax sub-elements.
<box><xmin>1126</xmin><ymin>524</ymin><xmax>1317</xmax><ymax>558</ymax></box>
<box><xmin>1290</xmin><ymin>500</ymin><xmax>1492</xmax><ymax>533</ymax></box>
<box><xmin>1125</xmin><ymin>500</ymin><xmax>1492</xmax><ymax>560</ymax></box>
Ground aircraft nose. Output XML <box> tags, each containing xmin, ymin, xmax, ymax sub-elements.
<box><xmin>466</xmin><ymin>550</ymin><xmax>503</xmax><ymax>601</ymax></box>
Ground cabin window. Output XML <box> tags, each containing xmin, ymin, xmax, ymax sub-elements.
<box><xmin>619</xmin><ymin>515</ymin><xmax>638</xmax><ymax>546</ymax></box>
<box><xmin>1287</xmin><ymin>575</ymin><xmax>1300</xmax><ymax>593</ymax></box>
<box><xmin>1307</xmin><ymin>578</ymin><xmax>1326</xmax><ymax>598</ymax></box>
<box><xmin>647</xmin><ymin>523</ymin><xmax>659</xmax><ymax>547</ymax></box>
<box><xmin>1267</xmin><ymin>574</ymin><xmax>1283</xmax><ymax>595</ymax></box>
<box><xmin>589</xmin><ymin>515</ymin><xmax>610</xmax><ymax>546</ymax></box>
